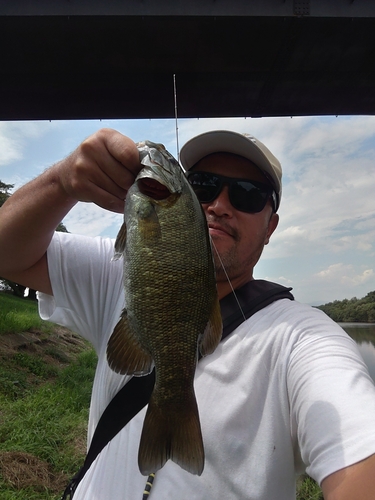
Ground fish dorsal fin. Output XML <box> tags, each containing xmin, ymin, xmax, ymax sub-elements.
<box><xmin>199</xmin><ymin>295</ymin><xmax>223</xmax><ymax>357</ymax></box>
<box><xmin>107</xmin><ymin>309</ymin><xmax>154</xmax><ymax>376</ymax></box>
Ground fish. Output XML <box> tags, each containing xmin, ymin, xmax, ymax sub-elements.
<box><xmin>106</xmin><ymin>140</ymin><xmax>222</xmax><ymax>476</ymax></box>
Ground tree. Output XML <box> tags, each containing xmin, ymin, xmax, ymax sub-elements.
<box><xmin>0</xmin><ymin>181</ymin><xmax>14</xmax><ymax>207</ymax></box>
<box><xmin>0</xmin><ymin>179</ymin><xmax>69</xmax><ymax>298</ymax></box>
<box><xmin>317</xmin><ymin>291</ymin><xmax>375</xmax><ymax>323</ymax></box>
<box><xmin>56</xmin><ymin>222</ymin><xmax>69</xmax><ymax>233</ymax></box>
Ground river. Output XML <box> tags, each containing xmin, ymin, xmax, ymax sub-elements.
<box><xmin>340</xmin><ymin>323</ymin><xmax>375</xmax><ymax>383</ymax></box>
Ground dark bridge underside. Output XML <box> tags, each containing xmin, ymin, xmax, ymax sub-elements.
<box><xmin>1</xmin><ymin>9</ymin><xmax>375</xmax><ymax>120</ymax></box>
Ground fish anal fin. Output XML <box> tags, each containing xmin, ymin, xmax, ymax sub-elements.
<box><xmin>138</xmin><ymin>394</ymin><xmax>204</xmax><ymax>476</ymax></box>
<box><xmin>199</xmin><ymin>295</ymin><xmax>223</xmax><ymax>357</ymax></box>
<box><xmin>106</xmin><ymin>310</ymin><xmax>153</xmax><ymax>376</ymax></box>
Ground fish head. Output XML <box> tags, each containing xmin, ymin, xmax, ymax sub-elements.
<box><xmin>135</xmin><ymin>140</ymin><xmax>185</xmax><ymax>200</ymax></box>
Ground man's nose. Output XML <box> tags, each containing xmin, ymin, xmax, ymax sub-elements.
<box><xmin>204</xmin><ymin>186</ymin><xmax>233</xmax><ymax>217</ymax></box>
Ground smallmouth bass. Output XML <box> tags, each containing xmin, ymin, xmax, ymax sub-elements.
<box><xmin>107</xmin><ymin>140</ymin><xmax>222</xmax><ymax>476</ymax></box>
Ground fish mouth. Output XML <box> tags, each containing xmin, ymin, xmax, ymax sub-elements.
<box><xmin>138</xmin><ymin>177</ymin><xmax>171</xmax><ymax>200</ymax></box>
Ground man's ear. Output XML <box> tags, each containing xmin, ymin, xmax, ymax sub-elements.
<box><xmin>265</xmin><ymin>213</ymin><xmax>279</xmax><ymax>245</ymax></box>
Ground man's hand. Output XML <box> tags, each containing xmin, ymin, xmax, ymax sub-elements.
<box><xmin>56</xmin><ymin>128</ymin><xmax>140</xmax><ymax>213</ymax></box>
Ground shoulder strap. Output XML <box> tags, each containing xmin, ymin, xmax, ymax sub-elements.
<box><xmin>220</xmin><ymin>279</ymin><xmax>293</xmax><ymax>336</ymax></box>
<box><xmin>61</xmin><ymin>280</ymin><xmax>293</xmax><ymax>499</ymax></box>
<box><xmin>61</xmin><ymin>372</ymin><xmax>156</xmax><ymax>499</ymax></box>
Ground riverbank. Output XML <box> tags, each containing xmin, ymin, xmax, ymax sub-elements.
<box><xmin>0</xmin><ymin>293</ymin><xmax>322</xmax><ymax>498</ymax></box>
<box><xmin>0</xmin><ymin>292</ymin><xmax>97</xmax><ymax>499</ymax></box>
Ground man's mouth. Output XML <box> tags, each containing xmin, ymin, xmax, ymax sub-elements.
<box><xmin>208</xmin><ymin>222</ymin><xmax>235</xmax><ymax>239</ymax></box>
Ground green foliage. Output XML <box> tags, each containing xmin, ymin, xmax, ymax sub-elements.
<box><xmin>0</xmin><ymin>281</ymin><xmax>26</xmax><ymax>298</ymax></box>
<box><xmin>0</xmin><ymin>293</ymin><xmax>53</xmax><ymax>335</ymax></box>
<box><xmin>0</xmin><ymin>349</ymin><xmax>97</xmax><ymax>498</ymax></box>
<box><xmin>0</xmin><ymin>181</ymin><xmax>14</xmax><ymax>207</ymax></box>
<box><xmin>0</xmin><ymin>366</ymin><xmax>29</xmax><ymax>400</ymax></box>
<box><xmin>56</xmin><ymin>222</ymin><xmax>69</xmax><ymax>233</ymax></box>
<box><xmin>0</xmin><ymin>486</ymin><xmax>60</xmax><ymax>500</ymax></box>
<box><xmin>297</xmin><ymin>475</ymin><xmax>323</xmax><ymax>500</ymax></box>
<box><xmin>317</xmin><ymin>290</ymin><xmax>375</xmax><ymax>323</ymax></box>
<box><xmin>13</xmin><ymin>352</ymin><xmax>58</xmax><ymax>379</ymax></box>
<box><xmin>0</xmin><ymin>281</ymin><xmax>98</xmax><ymax>497</ymax></box>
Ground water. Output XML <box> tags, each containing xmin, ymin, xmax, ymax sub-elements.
<box><xmin>340</xmin><ymin>323</ymin><xmax>375</xmax><ymax>383</ymax></box>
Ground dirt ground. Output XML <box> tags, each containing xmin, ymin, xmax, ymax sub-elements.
<box><xmin>0</xmin><ymin>326</ymin><xmax>89</xmax><ymax>367</ymax></box>
<box><xmin>0</xmin><ymin>327</ymin><xmax>91</xmax><ymax>493</ymax></box>
<box><xmin>0</xmin><ymin>451</ymin><xmax>68</xmax><ymax>493</ymax></box>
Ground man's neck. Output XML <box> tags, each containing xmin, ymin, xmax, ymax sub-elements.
<box><xmin>216</xmin><ymin>274</ymin><xmax>254</xmax><ymax>300</ymax></box>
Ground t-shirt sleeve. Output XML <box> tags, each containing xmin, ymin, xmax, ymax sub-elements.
<box><xmin>38</xmin><ymin>231</ymin><xmax>125</xmax><ymax>353</ymax></box>
<box><xmin>287</xmin><ymin>311</ymin><xmax>375</xmax><ymax>485</ymax></box>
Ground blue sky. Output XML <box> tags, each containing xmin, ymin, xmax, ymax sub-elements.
<box><xmin>0</xmin><ymin>116</ymin><xmax>374</xmax><ymax>306</ymax></box>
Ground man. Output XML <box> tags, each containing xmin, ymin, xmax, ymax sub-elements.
<box><xmin>0</xmin><ymin>128</ymin><xmax>375</xmax><ymax>499</ymax></box>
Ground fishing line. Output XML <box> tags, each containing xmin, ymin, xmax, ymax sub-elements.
<box><xmin>173</xmin><ymin>74</ymin><xmax>180</xmax><ymax>162</ymax></box>
<box><xmin>211</xmin><ymin>238</ymin><xmax>272</xmax><ymax>380</ymax></box>
<box><xmin>172</xmin><ymin>75</ymin><xmax>244</xmax><ymax>321</ymax></box>
<box><xmin>140</xmin><ymin>74</ymin><xmax>180</xmax><ymax>500</ymax></box>
<box><xmin>140</xmin><ymin>76</ymin><xmax>265</xmax><ymax>500</ymax></box>
<box><xmin>210</xmin><ymin>238</ymin><xmax>246</xmax><ymax>322</ymax></box>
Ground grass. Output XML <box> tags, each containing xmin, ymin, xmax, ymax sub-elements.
<box><xmin>297</xmin><ymin>475</ymin><xmax>324</xmax><ymax>500</ymax></box>
<box><xmin>0</xmin><ymin>349</ymin><xmax>97</xmax><ymax>498</ymax></box>
<box><xmin>0</xmin><ymin>292</ymin><xmax>323</xmax><ymax>498</ymax></box>
<box><xmin>0</xmin><ymin>349</ymin><xmax>96</xmax><ymax>463</ymax></box>
<box><xmin>0</xmin><ymin>293</ymin><xmax>54</xmax><ymax>335</ymax></box>
<box><xmin>0</xmin><ymin>292</ymin><xmax>97</xmax><ymax>498</ymax></box>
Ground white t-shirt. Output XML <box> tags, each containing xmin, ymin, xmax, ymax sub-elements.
<box><xmin>39</xmin><ymin>232</ymin><xmax>375</xmax><ymax>500</ymax></box>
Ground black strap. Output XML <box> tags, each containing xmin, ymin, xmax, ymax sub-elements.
<box><xmin>220</xmin><ymin>279</ymin><xmax>293</xmax><ymax>336</ymax></box>
<box><xmin>61</xmin><ymin>280</ymin><xmax>293</xmax><ymax>499</ymax></box>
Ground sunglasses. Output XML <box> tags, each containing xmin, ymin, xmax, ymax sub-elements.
<box><xmin>186</xmin><ymin>171</ymin><xmax>277</xmax><ymax>213</ymax></box>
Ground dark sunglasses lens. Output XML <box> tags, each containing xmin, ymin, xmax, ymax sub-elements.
<box><xmin>187</xmin><ymin>172</ymin><xmax>272</xmax><ymax>213</ymax></box>
<box><xmin>187</xmin><ymin>172</ymin><xmax>221</xmax><ymax>202</ymax></box>
<box><xmin>230</xmin><ymin>181</ymin><xmax>269</xmax><ymax>213</ymax></box>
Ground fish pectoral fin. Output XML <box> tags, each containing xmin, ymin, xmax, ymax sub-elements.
<box><xmin>199</xmin><ymin>295</ymin><xmax>223</xmax><ymax>357</ymax></box>
<box><xmin>113</xmin><ymin>222</ymin><xmax>127</xmax><ymax>259</ymax></box>
<box><xmin>107</xmin><ymin>310</ymin><xmax>154</xmax><ymax>376</ymax></box>
<box><xmin>138</xmin><ymin>393</ymin><xmax>204</xmax><ymax>476</ymax></box>
<box><xmin>138</xmin><ymin>205</ymin><xmax>161</xmax><ymax>244</ymax></box>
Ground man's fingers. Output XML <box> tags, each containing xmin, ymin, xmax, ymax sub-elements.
<box><xmin>86</xmin><ymin>182</ymin><xmax>126</xmax><ymax>213</ymax></box>
<box><xmin>102</xmin><ymin>129</ymin><xmax>141</xmax><ymax>185</ymax></box>
<box><xmin>58</xmin><ymin>129</ymin><xmax>141</xmax><ymax>211</ymax></box>
<box><xmin>81</xmin><ymin>128</ymin><xmax>141</xmax><ymax>192</ymax></box>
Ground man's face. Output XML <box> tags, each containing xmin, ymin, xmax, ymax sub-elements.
<box><xmin>191</xmin><ymin>152</ymin><xmax>279</xmax><ymax>295</ymax></box>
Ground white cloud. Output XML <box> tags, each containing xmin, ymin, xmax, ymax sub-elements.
<box><xmin>273</xmin><ymin>276</ymin><xmax>293</xmax><ymax>286</ymax></box>
<box><xmin>64</xmin><ymin>203</ymin><xmax>123</xmax><ymax>238</ymax></box>
<box><xmin>342</xmin><ymin>269</ymin><xmax>374</xmax><ymax>286</ymax></box>
<box><xmin>0</xmin><ymin>125</ymin><xmax>23</xmax><ymax>166</ymax></box>
<box><xmin>315</xmin><ymin>263</ymin><xmax>374</xmax><ymax>287</ymax></box>
<box><xmin>1</xmin><ymin>115</ymin><xmax>374</xmax><ymax>304</ymax></box>
<box><xmin>0</xmin><ymin>121</ymin><xmax>58</xmax><ymax>167</ymax></box>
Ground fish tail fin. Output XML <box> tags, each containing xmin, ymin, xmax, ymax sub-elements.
<box><xmin>138</xmin><ymin>394</ymin><xmax>204</xmax><ymax>476</ymax></box>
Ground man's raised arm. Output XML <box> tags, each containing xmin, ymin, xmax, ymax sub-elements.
<box><xmin>0</xmin><ymin>128</ymin><xmax>140</xmax><ymax>295</ymax></box>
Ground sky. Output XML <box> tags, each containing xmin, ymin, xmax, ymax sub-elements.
<box><xmin>0</xmin><ymin>115</ymin><xmax>374</xmax><ymax>306</ymax></box>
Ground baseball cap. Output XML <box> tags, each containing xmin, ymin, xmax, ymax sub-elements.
<box><xmin>180</xmin><ymin>130</ymin><xmax>282</xmax><ymax>211</ymax></box>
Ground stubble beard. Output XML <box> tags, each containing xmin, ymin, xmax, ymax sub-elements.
<box><xmin>212</xmin><ymin>235</ymin><xmax>266</xmax><ymax>285</ymax></box>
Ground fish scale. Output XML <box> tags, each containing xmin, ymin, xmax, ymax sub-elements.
<box><xmin>107</xmin><ymin>140</ymin><xmax>222</xmax><ymax>476</ymax></box>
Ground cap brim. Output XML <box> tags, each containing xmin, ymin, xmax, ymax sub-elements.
<box><xmin>180</xmin><ymin>130</ymin><xmax>281</xmax><ymax>210</ymax></box>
